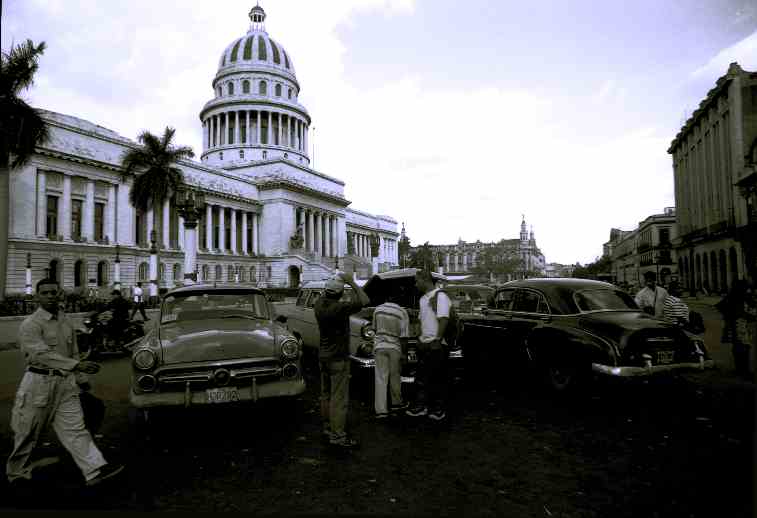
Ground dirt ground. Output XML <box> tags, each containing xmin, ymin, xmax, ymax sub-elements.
<box><xmin>0</xmin><ymin>359</ymin><xmax>753</xmax><ymax>517</ymax></box>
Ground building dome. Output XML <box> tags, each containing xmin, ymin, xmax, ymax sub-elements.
<box><xmin>216</xmin><ymin>23</ymin><xmax>296</xmax><ymax>80</ymax></box>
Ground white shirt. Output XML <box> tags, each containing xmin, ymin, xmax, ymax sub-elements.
<box><xmin>133</xmin><ymin>286</ymin><xmax>143</xmax><ymax>303</ymax></box>
<box><xmin>373</xmin><ymin>302</ymin><xmax>410</xmax><ymax>352</ymax></box>
<box><xmin>418</xmin><ymin>288</ymin><xmax>450</xmax><ymax>344</ymax></box>
<box><xmin>635</xmin><ymin>286</ymin><xmax>669</xmax><ymax>318</ymax></box>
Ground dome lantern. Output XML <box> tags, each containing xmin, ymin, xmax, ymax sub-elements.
<box><xmin>249</xmin><ymin>3</ymin><xmax>267</xmax><ymax>32</ymax></box>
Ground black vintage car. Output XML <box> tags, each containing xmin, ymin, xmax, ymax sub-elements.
<box><xmin>459</xmin><ymin>278</ymin><xmax>714</xmax><ymax>391</ymax></box>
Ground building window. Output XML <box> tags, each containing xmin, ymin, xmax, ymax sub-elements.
<box><xmin>266</xmin><ymin>265</ymin><xmax>272</xmax><ymax>279</ymax></box>
<box><xmin>228</xmin><ymin>117</ymin><xmax>235</xmax><ymax>144</ymax></box>
<box><xmin>257</xmin><ymin>35</ymin><xmax>267</xmax><ymax>60</ymax></box>
<box><xmin>240</xmin><ymin>150</ymin><xmax>245</xmax><ymax>159</ymax></box>
<box><xmin>138</xmin><ymin>262</ymin><xmax>148</xmax><ymax>281</ymax></box>
<box><xmin>224</xmin><ymin>212</ymin><xmax>231</xmax><ymax>249</ymax></box>
<box><xmin>48</xmin><ymin>259</ymin><xmax>60</xmax><ymax>282</ymax></box>
<box><xmin>228</xmin><ymin>265</ymin><xmax>234</xmax><ymax>281</ymax></box>
<box><xmin>219</xmin><ymin>151</ymin><xmax>224</xmax><ymax>160</ymax></box>
<box><xmin>259</xmin><ymin>81</ymin><xmax>267</xmax><ymax>95</ymax></box>
<box><xmin>71</xmin><ymin>200</ymin><xmax>83</xmax><ymax>240</ymax></box>
<box><xmin>250</xmin><ymin>265</ymin><xmax>257</xmax><ymax>281</ymax></box>
<box><xmin>158</xmin><ymin>262</ymin><xmax>165</xmax><ymax>282</ymax></box>
<box><xmin>227</xmin><ymin>82</ymin><xmax>234</xmax><ymax>95</ymax></box>
<box><xmin>96</xmin><ymin>261</ymin><xmax>109</xmax><ymax>286</ymax></box>
<box><xmin>262</xmin><ymin>150</ymin><xmax>267</xmax><ymax>159</ymax></box>
<box><xmin>214</xmin><ymin>221</ymin><xmax>220</xmax><ymax>250</ymax></box>
<box><xmin>94</xmin><ymin>202</ymin><xmax>105</xmax><ymax>242</ymax></box>
<box><xmin>215</xmin><ymin>265</ymin><xmax>222</xmax><ymax>280</ymax></box>
<box><xmin>202</xmin><ymin>264</ymin><xmax>209</xmax><ymax>281</ymax></box>
<box><xmin>46</xmin><ymin>195</ymin><xmax>58</xmax><ymax>238</ymax></box>
<box><xmin>173</xmin><ymin>263</ymin><xmax>181</xmax><ymax>282</ymax></box>
<box><xmin>288</xmin><ymin>88</ymin><xmax>292</xmax><ymax>99</ymax></box>
<box><xmin>240</xmin><ymin>121</ymin><xmax>246</xmax><ymax>143</ymax></box>
<box><xmin>74</xmin><ymin>259</ymin><xmax>86</xmax><ymax>287</ymax></box>
<box><xmin>217</xmin><ymin>87</ymin><xmax>222</xmax><ymax>97</ymax></box>
<box><xmin>243</xmin><ymin>80</ymin><xmax>250</xmax><ymax>93</ymax></box>
<box><xmin>275</xmin><ymin>84</ymin><xmax>282</xmax><ymax>97</ymax></box>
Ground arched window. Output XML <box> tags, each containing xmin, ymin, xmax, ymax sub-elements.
<box><xmin>217</xmin><ymin>87</ymin><xmax>222</xmax><ymax>97</ymax></box>
<box><xmin>239</xmin><ymin>267</ymin><xmax>246</xmax><ymax>282</ymax></box>
<box><xmin>97</xmin><ymin>261</ymin><xmax>109</xmax><ymax>287</ymax></box>
<box><xmin>202</xmin><ymin>264</ymin><xmax>209</xmax><ymax>281</ymax></box>
<box><xmin>215</xmin><ymin>265</ymin><xmax>222</xmax><ymax>280</ymax></box>
<box><xmin>138</xmin><ymin>262</ymin><xmax>148</xmax><ymax>282</ymax></box>
<box><xmin>242</xmin><ymin>80</ymin><xmax>250</xmax><ymax>93</ymax></box>
<box><xmin>259</xmin><ymin>81</ymin><xmax>267</xmax><ymax>95</ymax></box>
<box><xmin>227</xmin><ymin>265</ymin><xmax>235</xmax><ymax>281</ymax></box>
<box><xmin>219</xmin><ymin>152</ymin><xmax>224</xmax><ymax>160</ymax></box>
<box><xmin>173</xmin><ymin>263</ymin><xmax>181</xmax><ymax>282</ymax></box>
<box><xmin>48</xmin><ymin>259</ymin><xmax>61</xmax><ymax>283</ymax></box>
<box><xmin>275</xmin><ymin>84</ymin><xmax>282</xmax><ymax>97</ymax></box>
<box><xmin>288</xmin><ymin>88</ymin><xmax>292</xmax><ymax>99</ymax></box>
<box><xmin>250</xmin><ymin>265</ymin><xmax>257</xmax><ymax>283</ymax></box>
<box><xmin>158</xmin><ymin>262</ymin><xmax>165</xmax><ymax>282</ymax></box>
<box><xmin>243</xmin><ymin>36</ymin><xmax>253</xmax><ymax>60</ymax></box>
<box><xmin>230</xmin><ymin>39</ymin><xmax>241</xmax><ymax>62</ymax></box>
<box><xmin>227</xmin><ymin>82</ymin><xmax>234</xmax><ymax>95</ymax></box>
<box><xmin>74</xmin><ymin>259</ymin><xmax>86</xmax><ymax>288</ymax></box>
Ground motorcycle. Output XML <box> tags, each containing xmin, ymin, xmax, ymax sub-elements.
<box><xmin>77</xmin><ymin>311</ymin><xmax>145</xmax><ymax>360</ymax></box>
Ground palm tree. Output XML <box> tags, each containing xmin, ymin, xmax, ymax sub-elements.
<box><xmin>0</xmin><ymin>39</ymin><xmax>49</xmax><ymax>300</ymax></box>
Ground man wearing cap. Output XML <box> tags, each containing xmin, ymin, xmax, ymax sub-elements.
<box><xmin>6</xmin><ymin>278</ymin><xmax>124</xmax><ymax>488</ymax></box>
<box><xmin>635</xmin><ymin>272</ymin><xmax>669</xmax><ymax>318</ymax></box>
<box><xmin>314</xmin><ymin>272</ymin><xmax>370</xmax><ymax>449</ymax></box>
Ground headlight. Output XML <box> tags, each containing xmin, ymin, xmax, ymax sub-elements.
<box><xmin>281</xmin><ymin>338</ymin><xmax>299</xmax><ymax>359</ymax></box>
<box><xmin>133</xmin><ymin>348</ymin><xmax>157</xmax><ymax>371</ymax></box>
<box><xmin>361</xmin><ymin>324</ymin><xmax>376</xmax><ymax>340</ymax></box>
<box><xmin>83</xmin><ymin>318</ymin><xmax>92</xmax><ymax>326</ymax></box>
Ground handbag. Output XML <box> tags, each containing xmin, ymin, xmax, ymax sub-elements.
<box><xmin>79</xmin><ymin>391</ymin><xmax>105</xmax><ymax>434</ymax></box>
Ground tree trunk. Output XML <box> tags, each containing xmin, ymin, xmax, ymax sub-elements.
<box><xmin>0</xmin><ymin>161</ymin><xmax>10</xmax><ymax>301</ymax></box>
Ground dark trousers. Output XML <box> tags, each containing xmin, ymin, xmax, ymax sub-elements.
<box><xmin>416</xmin><ymin>346</ymin><xmax>448</xmax><ymax>412</ymax></box>
<box><xmin>130</xmin><ymin>301</ymin><xmax>148</xmax><ymax>320</ymax></box>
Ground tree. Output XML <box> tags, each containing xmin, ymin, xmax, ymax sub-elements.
<box><xmin>121</xmin><ymin>127</ymin><xmax>195</xmax><ymax>218</ymax></box>
<box><xmin>472</xmin><ymin>246</ymin><xmax>521</xmax><ymax>282</ymax></box>
<box><xmin>409</xmin><ymin>242</ymin><xmax>435</xmax><ymax>271</ymax></box>
<box><xmin>0</xmin><ymin>39</ymin><xmax>49</xmax><ymax>299</ymax></box>
<box><xmin>572</xmin><ymin>255</ymin><xmax>612</xmax><ymax>280</ymax></box>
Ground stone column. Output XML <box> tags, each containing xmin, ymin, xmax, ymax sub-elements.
<box><xmin>252</xmin><ymin>212</ymin><xmax>259</xmax><ymax>255</ymax></box>
<box><xmin>36</xmin><ymin>171</ymin><xmax>47</xmax><ymax>237</ymax></box>
<box><xmin>256</xmin><ymin>111</ymin><xmax>261</xmax><ymax>144</ymax></box>
<box><xmin>178</xmin><ymin>215</ymin><xmax>185</xmax><ymax>251</ymax></box>
<box><xmin>324</xmin><ymin>215</ymin><xmax>331</xmax><ymax>257</ymax></box>
<box><xmin>61</xmin><ymin>175</ymin><xmax>72</xmax><ymax>239</ymax></box>
<box><xmin>214</xmin><ymin>115</ymin><xmax>220</xmax><ymax>148</ymax></box>
<box><xmin>205</xmin><ymin>204</ymin><xmax>213</xmax><ymax>250</ymax></box>
<box><xmin>82</xmin><ymin>180</ymin><xmax>95</xmax><ymax>241</ymax></box>
<box><xmin>234</xmin><ymin>111</ymin><xmax>240</xmax><ymax>145</ymax></box>
<box><xmin>219</xmin><ymin>205</ymin><xmax>226</xmax><ymax>252</ymax></box>
<box><xmin>246</xmin><ymin>111</ymin><xmax>250</xmax><ymax>144</ymax></box>
<box><xmin>162</xmin><ymin>199</ymin><xmax>170</xmax><ymax>249</ymax></box>
<box><xmin>313</xmin><ymin>212</ymin><xmax>321</xmax><ymax>255</ymax></box>
<box><xmin>183</xmin><ymin>218</ymin><xmax>198</xmax><ymax>283</ymax></box>
<box><xmin>303</xmin><ymin>125</ymin><xmax>308</xmax><ymax>156</ymax></box>
<box><xmin>305</xmin><ymin>210</ymin><xmax>313</xmax><ymax>252</ymax></box>
<box><xmin>145</xmin><ymin>207</ymin><xmax>154</xmax><ymax>248</ymax></box>
<box><xmin>230</xmin><ymin>208</ymin><xmax>237</xmax><ymax>254</ymax></box>
<box><xmin>268</xmin><ymin>111</ymin><xmax>273</xmax><ymax>146</ymax></box>
<box><xmin>241</xmin><ymin>212</ymin><xmax>248</xmax><ymax>255</ymax></box>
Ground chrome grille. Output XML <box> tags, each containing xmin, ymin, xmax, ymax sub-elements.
<box><xmin>157</xmin><ymin>361</ymin><xmax>281</xmax><ymax>389</ymax></box>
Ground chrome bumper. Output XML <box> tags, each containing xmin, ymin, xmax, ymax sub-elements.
<box><xmin>592</xmin><ymin>358</ymin><xmax>715</xmax><ymax>377</ymax></box>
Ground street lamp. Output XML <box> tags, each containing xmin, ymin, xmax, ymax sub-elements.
<box><xmin>175</xmin><ymin>186</ymin><xmax>205</xmax><ymax>283</ymax></box>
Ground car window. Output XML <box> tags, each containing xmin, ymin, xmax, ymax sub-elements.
<box><xmin>161</xmin><ymin>292</ymin><xmax>270</xmax><ymax>323</ymax></box>
<box><xmin>574</xmin><ymin>289</ymin><xmax>638</xmax><ymax>312</ymax></box>
<box><xmin>493</xmin><ymin>289</ymin><xmax>516</xmax><ymax>310</ymax></box>
<box><xmin>305</xmin><ymin>290</ymin><xmax>322</xmax><ymax>308</ymax></box>
<box><xmin>512</xmin><ymin>289</ymin><xmax>543</xmax><ymax>313</ymax></box>
<box><xmin>295</xmin><ymin>290</ymin><xmax>309</xmax><ymax>307</ymax></box>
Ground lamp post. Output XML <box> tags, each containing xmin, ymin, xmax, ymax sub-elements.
<box><xmin>149</xmin><ymin>229</ymin><xmax>158</xmax><ymax>303</ymax></box>
<box><xmin>113</xmin><ymin>244</ymin><xmax>121</xmax><ymax>291</ymax></box>
<box><xmin>25</xmin><ymin>253</ymin><xmax>32</xmax><ymax>296</ymax></box>
<box><xmin>175</xmin><ymin>187</ymin><xmax>205</xmax><ymax>284</ymax></box>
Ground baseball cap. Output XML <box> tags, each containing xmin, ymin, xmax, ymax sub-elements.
<box><xmin>325</xmin><ymin>278</ymin><xmax>344</xmax><ymax>295</ymax></box>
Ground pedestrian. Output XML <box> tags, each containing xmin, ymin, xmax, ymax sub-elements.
<box><xmin>313</xmin><ymin>272</ymin><xmax>370</xmax><ymax>449</ymax></box>
<box><xmin>94</xmin><ymin>289</ymin><xmax>132</xmax><ymax>346</ymax></box>
<box><xmin>6</xmin><ymin>278</ymin><xmax>124</xmax><ymax>488</ymax></box>
<box><xmin>662</xmin><ymin>284</ymin><xmax>690</xmax><ymax>327</ymax></box>
<box><xmin>716</xmin><ymin>279</ymin><xmax>757</xmax><ymax>378</ymax></box>
<box><xmin>372</xmin><ymin>294</ymin><xmax>410</xmax><ymax>419</ymax></box>
<box><xmin>635</xmin><ymin>271</ymin><xmax>669</xmax><ymax>318</ymax></box>
<box><xmin>406</xmin><ymin>269</ymin><xmax>451</xmax><ymax>421</ymax></box>
<box><xmin>130</xmin><ymin>281</ymin><xmax>149</xmax><ymax>321</ymax></box>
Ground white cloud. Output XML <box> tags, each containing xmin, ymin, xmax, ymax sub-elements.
<box><xmin>689</xmin><ymin>30</ymin><xmax>757</xmax><ymax>82</ymax></box>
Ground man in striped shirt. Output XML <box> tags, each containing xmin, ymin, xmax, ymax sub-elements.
<box><xmin>663</xmin><ymin>284</ymin><xmax>689</xmax><ymax>326</ymax></box>
<box><xmin>372</xmin><ymin>296</ymin><xmax>410</xmax><ymax>419</ymax></box>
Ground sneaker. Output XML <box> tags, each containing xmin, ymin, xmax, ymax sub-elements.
<box><xmin>405</xmin><ymin>406</ymin><xmax>428</xmax><ymax>417</ymax></box>
<box><xmin>390</xmin><ymin>402</ymin><xmax>409</xmax><ymax>412</ymax></box>
<box><xmin>85</xmin><ymin>464</ymin><xmax>125</xmax><ymax>487</ymax></box>
<box><xmin>428</xmin><ymin>409</ymin><xmax>447</xmax><ymax>421</ymax></box>
<box><xmin>329</xmin><ymin>437</ymin><xmax>359</xmax><ymax>449</ymax></box>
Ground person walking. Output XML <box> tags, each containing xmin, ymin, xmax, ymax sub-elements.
<box><xmin>314</xmin><ymin>272</ymin><xmax>370</xmax><ymax>449</ymax></box>
<box><xmin>635</xmin><ymin>271</ymin><xmax>669</xmax><ymax>318</ymax></box>
<box><xmin>406</xmin><ymin>269</ymin><xmax>451</xmax><ymax>421</ymax></box>
<box><xmin>6</xmin><ymin>278</ymin><xmax>124</xmax><ymax>487</ymax></box>
<box><xmin>130</xmin><ymin>281</ymin><xmax>149</xmax><ymax>321</ymax></box>
<box><xmin>372</xmin><ymin>295</ymin><xmax>410</xmax><ymax>419</ymax></box>
<box><xmin>717</xmin><ymin>279</ymin><xmax>757</xmax><ymax>378</ymax></box>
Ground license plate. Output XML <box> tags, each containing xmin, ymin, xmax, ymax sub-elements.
<box><xmin>655</xmin><ymin>350</ymin><xmax>674</xmax><ymax>365</ymax></box>
<box><xmin>407</xmin><ymin>350</ymin><xmax>417</xmax><ymax>363</ymax></box>
<box><xmin>206</xmin><ymin>387</ymin><xmax>240</xmax><ymax>404</ymax></box>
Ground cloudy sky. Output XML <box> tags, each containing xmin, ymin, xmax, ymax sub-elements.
<box><xmin>4</xmin><ymin>0</ymin><xmax>757</xmax><ymax>265</ymax></box>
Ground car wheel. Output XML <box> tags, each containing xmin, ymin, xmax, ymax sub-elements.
<box><xmin>546</xmin><ymin>362</ymin><xmax>577</xmax><ymax>392</ymax></box>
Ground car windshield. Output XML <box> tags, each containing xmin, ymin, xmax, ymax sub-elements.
<box><xmin>160</xmin><ymin>292</ymin><xmax>270</xmax><ymax>324</ymax></box>
<box><xmin>573</xmin><ymin>289</ymin><xmax>638</xmax><ymax>312</ymax></box>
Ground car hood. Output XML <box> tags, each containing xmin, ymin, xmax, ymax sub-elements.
<box><xmin>578</xmin><ymin>311</ymin><xmax>678</xmax><ymax>346</ymax></box>
<box><xmin>158</xmin><ymin>319</ymin><xmax>277</xmax><ymax>364</ymax></box>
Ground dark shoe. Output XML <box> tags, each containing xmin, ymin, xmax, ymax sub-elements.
<box><xmin>390</xmin><ymin>402</ymin><xmax>409</xmax><ymax>413</ymax></box>
<box><xmin>85</xmin><ymin>464</ymin><xmax>125</xmax><ymax>487</ymax></box>
<box><xmin>329</xmin><ymin>437</ymin><xmax>359</xmax><ymax>449</ymax></box>
<box><xmin>406</xmin><ymin>406</ymin><xmax>428</xmax><ymax>417</ymax></box>
<box><xmin>428</xmin><ymin>409</ymin><xmax>447</xmax><ymax>421</ymax></box>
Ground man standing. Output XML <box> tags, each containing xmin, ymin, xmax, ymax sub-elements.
<box><xmin>6</xmin><ymin>278</ymin><xmax>124</xmax><ymax>487</ymax></box>
<box><xmin>130</xmin><ymin>281</ymin><xmax>149</xmax><ymax>321</ymax></box>
<box><xmin>97</xmin><ymin>289</ymin><xmax>132</xmax><ymax>347</ymax></box>
<box><xmin>372</xmin><ymin>295</ymin><xmax>410</xmax><ymax>419</ymax></box>
<box><xmin>314</xmin><ymin>272</ymin><xmax>369</xmax><ymax>449</ymax></box>
<box><xmin>407</xmin><ymin>269</ymin><xmax>450</xmax><ymax>421</ymax></box>
<box><xmin>662</xmin><ymin>284</ymin><xmax>690</xmax><ymax>326</ymax></box>
<box><xmin>635</xmin><ymin>271</ymin><xmax>669</xmax><ymax>318</ymax></box>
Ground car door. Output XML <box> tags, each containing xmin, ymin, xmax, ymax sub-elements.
<box><xmin>300</xmin><ymin>290</ymin><xmax>323</xmax><ymax>347</ymax></box>
<box><xmin>508</xmin><ymin>288</ymin><xmax>551</xmax><ymax>363</ymax></box>
<box><xmin>461</xmin><ymin>287</ymin><xmax>517</xmax><ymax>368</ymax></box>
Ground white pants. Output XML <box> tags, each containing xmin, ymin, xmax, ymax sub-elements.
<box><xmin>6</xmin><ymin>372</ymin><xmax>107</xmax><ymax>482</ymax></box>
<box><xmin>374</xmin><ymin>348</ymin><xmax>403</xmax><ymax>415</ymax></box>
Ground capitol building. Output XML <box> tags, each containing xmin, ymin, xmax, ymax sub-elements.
<box><xmin>7</xmin><ymin>5</ymin><xmax>399</xmax><ymax>295</ymax></box>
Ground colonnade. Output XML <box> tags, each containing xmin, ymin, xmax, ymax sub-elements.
<box><xmin>294</xmin><ymin>206</ymin><xmax>338</xmax><ymax>257</ymax></box>
<box><xmin>203</xmin><ymin>110</ymin><xmax>307</xmax><ymax>152</ymax></box>
<box><xmin>203</xmin><ymin>204</ymin><xmax>261</xmax><ymax>255</ymax></box>
<box><xmin>347</xmin><ymin>231</ymin><xmax>374</xmax><ymax>258</ymax></box>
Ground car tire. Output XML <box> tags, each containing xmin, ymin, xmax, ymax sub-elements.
<box><xmin>542</xmin><ymin>356</ymin><xmax>587</xmax><ymax>394</ymax></box>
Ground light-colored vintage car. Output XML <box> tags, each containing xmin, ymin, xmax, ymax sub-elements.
<box><xmin>129</xmin><ymin>284</ymin><xmax>305</xmax><ymax>423</ymax></box>
<box><xmin>276</xmin><ymin>268</ymin><xmax>461</xmax><ymax>384</ymax></box>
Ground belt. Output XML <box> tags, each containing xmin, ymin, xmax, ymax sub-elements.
<box><xmin>28</xmin><ymin>366</ymin><xmax>66</xmax><ymax>377</ymax></box>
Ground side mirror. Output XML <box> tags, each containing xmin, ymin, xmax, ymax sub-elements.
<box><xmin>275</xmin><ymin>315</ymin><xmax>288</xmax><ymax>324</ymax></box>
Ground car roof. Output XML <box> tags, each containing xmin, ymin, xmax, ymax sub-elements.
<box><xmin>446</xmin><ymin>284</ymin><xmax>494</xmax><ymax>291</ymax></box>
<box><xmin>497</xmin><ymin>278</ymin><xmax>620</xmax><ymax>315</ymax></box>
<box><xmin>374</xmin><ymin>268</ymin><xmax>447</xmax><ymax>281</ymax></box>
<box><xmin>164</xmin><ymin>283</ymin><xmax>265</xmax><ymax>296</ymax></box>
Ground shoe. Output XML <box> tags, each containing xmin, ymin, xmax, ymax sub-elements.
<box><xmin>375</xmin><ymin>413</ymin><xmax>389</xmax><ymax>420</ymax></box>
<box><xmin>428</xmin><ymin>409</ymin><xmax>447</xmax><ymax>421</ymax></box>
<box><xmin>405</xmin><ymin>406</ymin><xmax>428</xmax><ymax>417</ymax></box>
<box><xmin>329</xmin><ymin>437</ymin><xmax>359</xmax><ymax>449</ymax></box>
<box><xmin>85</xmin><ymin>464</ymin><xmax>125</xmax><ymax>487</ymax></box>
<box><xmin>390</xmin><ymin>402</ymin><xmax>409</xmax><ymax>412</ymax></box>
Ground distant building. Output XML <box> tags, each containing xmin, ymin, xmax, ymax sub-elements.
<box><xmin>409</xmin><ymin>216</ymin><xmax>546</xmax><ymax>282</ymax></box>
<box><xmin>668</xmin><ymin>62</ymin><xmax>757</xmax><ymax>292</ymax></box>
<box><xmin>603</xmin><ymin>208</ymin><xmax>678</xmax><ymax>289</ymax></box>
<box><xmin>544</xmin><ymin>263</ymin><xmax>576</xmax><ymax>278</ymax></box>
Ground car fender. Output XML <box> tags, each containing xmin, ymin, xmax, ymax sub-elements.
<box><xmin>525</xmin><ymin>325</ymin><xmax>618</xmax><ymax>367</ymax></box>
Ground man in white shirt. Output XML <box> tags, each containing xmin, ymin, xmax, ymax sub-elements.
<box><xmin>372</xmin><ymin>296</ymin><xmax>410</xmax><ymax>419</ymax></box>
<box><xmin>635</xmin><ymin>272</ymin><xmax>669</xmax><ymax>318</ymax></box>
<box><xmin>406</xmin><ymin>269</ymin><xmax>450</xmax><ymax>421</ymax></box>
<box><xmin>129</xmin><ymin>282</ymin><xmax>149</xmax><ymax>321</ymax></box>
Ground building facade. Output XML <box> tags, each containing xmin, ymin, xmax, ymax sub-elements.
<box><xmin>604</xmin><ymin>208</ymin><xmax>678</xmax><ymax>290</ymax></box>
<box><xmin>7</xmin><ymin>6</ymin><xmax>399</xmax><ymax>295</ymax></box>
<box><xmin>668</xmin><ymin>62</ymin><xmax>757</xmax><ymax>293</ymax></box>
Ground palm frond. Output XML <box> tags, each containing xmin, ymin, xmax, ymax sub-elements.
<box><xmin>0</xmin><ymin>40</ymin><xmax>47</xmax><ymax>96</ymax></box>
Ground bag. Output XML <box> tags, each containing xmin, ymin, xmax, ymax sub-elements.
<box><xmin>79</xmin><ymin>391</ymin><xmax>105</xmax><ymax>434</ymax></box>
<box><xmin>428</xmin><ymin>290</ymin><xmax>459</xmax><ymax>348</ymax></box>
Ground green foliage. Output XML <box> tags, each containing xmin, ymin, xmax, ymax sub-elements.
<box><xmin>472</xmin><ymin>247</ymin><xmax>522</xmax><ymax>277</ymax></box>
<box><xmin>572</xmin><ymin>256</ymin><xmax>613</xmax><ymax>279</ymax></box>
<box><xmin>409</xmin><ymin>242</ymin><xmax>435</xmax><ymax>270</ymax></box>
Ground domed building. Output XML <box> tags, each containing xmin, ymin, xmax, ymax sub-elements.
<box><xmin>5</xmin><ymin>5</ymin><xmax>398</xmax><ymax>296</ymax></box>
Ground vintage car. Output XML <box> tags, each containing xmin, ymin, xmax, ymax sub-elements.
<box><xmin>444</xmin><ymin>284</ymin><xmax>495</xmax><ymax>315</ymax></box>
<box><xmin>276</xmin><ymin>268</ymin><xmax>461</xmax><ymax>384</ymax></box>
<box><xmin>128</xmin><ymin>284</ymin><xmax>305</xmax><ymax>422</ymax></box>
<box><xmin>458</xmin><ymin>278</ymin><xmax>714</xmax><ymax>392</ymax></box>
